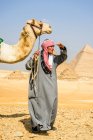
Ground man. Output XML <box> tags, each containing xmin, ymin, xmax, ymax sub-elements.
<box><xmin>25</xmin><ymin>39</ymin><xmax>67</xmax><ymax>133</ymax></box>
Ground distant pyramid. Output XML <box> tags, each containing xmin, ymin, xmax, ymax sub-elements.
<box><xmin>70</xmin><ymin>44</ymin><xmax>93</xmax><ymax>79</ymax></box>
<box><xmin>57</xmin><ymin>62</ymin><xmax>78</xmax><ymax>80</ymax></box>
<box><xmin>81</xmin><ymin>44</ymin><xmax>93</xmax><ymax>53</ymax></box>
<box><xmin>5</xmin><ymin>70</ymin><xmax>28</xmax><ymax>80</ymax></box>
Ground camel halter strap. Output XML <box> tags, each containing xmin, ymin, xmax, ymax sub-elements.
<box><xmin>27</xmin><ymin>22</ymin><xmax>43</xmax><ymax>39</ymax></box>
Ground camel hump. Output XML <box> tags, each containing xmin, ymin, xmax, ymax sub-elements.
<box><xmin>0</xmin><ymin>38</ymin><xmax>4</xmax><ymax>44</ymax></box>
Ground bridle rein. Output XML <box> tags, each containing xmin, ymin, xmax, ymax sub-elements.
<box><xmin>27</xmin><ymin>22</ymin><xmax>43</xmax><ymax>39</ymax></box>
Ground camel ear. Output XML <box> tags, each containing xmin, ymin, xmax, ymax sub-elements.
<box><xmin>26</xmin><ymin>20</ymin><xmax>31</xmax><ymax>24</ymax></box>
<box><xmin>31</xmin><ymin>19</ymin><xmax>35</xmax><ymax>25</ymax></box>
<box><xmin>39</xmin><ymin>21</ymin><xmax>43</xmax><ymax>26</ymax></box>
<box><xmin>26</xmin><ymin>19</ymin><xmax>35</xmax><ymax>25</ymax></box>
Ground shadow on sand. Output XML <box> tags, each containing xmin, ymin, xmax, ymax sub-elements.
<box><xmin>20</xmin><ymin>118</ymin><xmax>49</xmax><ymax>136</ymax></box>
<box><xmin>0</xmin><ymin>113</ymin><xmax>29</xmax><ymax>118</ymax></box>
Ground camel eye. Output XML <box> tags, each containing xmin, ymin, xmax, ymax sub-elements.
<box><xmin>49</xmin><ymin>25</ymin><xmax>51</xmax><ymax>28</ymax></box>
<box><xmin>40</xmin><ymin>21</ymin><xmax>43</xmax><ymax>26</ymax></box>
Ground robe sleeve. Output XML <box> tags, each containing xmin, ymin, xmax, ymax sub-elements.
<box><xmin>25</xmin><ymin>57</ymin><xmax>32</xmax><ymax>70</ymax></box>
<box><xmin>54</xmin><ymin>46</ymin><xmax>67</xmax><ymax>66</ymax></box>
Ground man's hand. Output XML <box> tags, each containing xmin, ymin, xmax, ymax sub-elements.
<box><xmin>56</xmin><ymin>42</ymin><xmax>64</xmax><ymax>49</ymax></box>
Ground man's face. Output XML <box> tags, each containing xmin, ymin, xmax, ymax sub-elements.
<box><xmin>47</xmin><ymin>45</ymin><xmax>54</xmax><ymax>54</ymax></box>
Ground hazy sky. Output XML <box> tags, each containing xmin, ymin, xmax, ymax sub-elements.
<box><xmin>0</xmin><ymin>0</ymin><xmax>93</xmax><ymax>71</ymax></box>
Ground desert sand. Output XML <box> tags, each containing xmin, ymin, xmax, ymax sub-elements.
<box><xmin>0</xmin><ymin>69</ymin><xmax>93</xmax><ymax>140</ymax></box>
<box><xmin>0</xmin><ymin>45</ymin><xmax>93</xmax><ymax>139</ymax></box>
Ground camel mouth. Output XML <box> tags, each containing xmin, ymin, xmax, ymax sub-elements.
<box><xmin>47</xmin><ymin>30</ymin><xmax>52</xmax><ymax>34</ymax></box>
<box><xmin>42</xmin><ymin>31</ymin><xmax>52</xmax><ymax>35</ymax></box>
<box><xmin>43</xmin><ymin>28</ymin><xmax>52</xmax><ymax>34</ymax></box>
<box><xmin>47</xmin><ymin>25</ymin><xmax>52</xmax><ymax>34</ymax></box>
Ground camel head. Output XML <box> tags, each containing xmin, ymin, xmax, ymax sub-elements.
<box><xmin>26</xmin><ymin>19</ymin><xmax>52</xmax><ymax>36</ymax></box>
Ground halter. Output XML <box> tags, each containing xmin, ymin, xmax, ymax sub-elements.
<box><xmin>27</xmin><ymin>22</ymin><xmax>42</xmax><ymax>50</ymax></box>
<box><xmin>27</xmin><ymin>22</ymin><xmax>43</xmax><ymax>39</ymax></box>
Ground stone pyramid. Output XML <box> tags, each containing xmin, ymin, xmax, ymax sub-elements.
<box><xmin>70</xmin><ymin>44</ymin><xmax>93</xmax><ymax>79</ymax></box>
<box><xmin>57</xmin><ymin>62</ymin><xmax>78</xmax><ymax>80</ymax></box>
<box><xmin>6</xmin><ymin>70</ymin><xmax>27</xmax><ymax>80</ymax></box>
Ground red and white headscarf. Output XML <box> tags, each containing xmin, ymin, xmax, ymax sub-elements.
<box><xmin>41</xmin><ymin>39</ymin><xmax>55</xmax><ymax>71</ymax></box>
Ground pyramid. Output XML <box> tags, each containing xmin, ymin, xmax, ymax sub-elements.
<box><xmin>5</xmin><ymin>70</ymin><xmax>28</xmax><ymax>80</ymax></box>
<box><xmin>57</xmin><ymin>62</ymin><xmax>78</xmax><ymax>80</ymax></box>
<box><xmin>70</xmin><ymin>44</ymin><xmax>93</xmax><ymax>79</ymax></box>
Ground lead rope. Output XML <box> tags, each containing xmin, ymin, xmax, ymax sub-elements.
<box><xmin>30</xmin><ymin>35</ymin><xmax>41</xmax><ymax>94</ymax></box>
<box><xmin>31</xmin><ymin>36</ymin><xmax>41</xmax><ymax>85</ymax></box>
<box><xmin>35</xmin><ymin>22</ymin><xmax>42</xmax><ymax>78</ymax></box>
<box><xmin>33</xmin><ymin>28</ymin><xmax>42</xmax><ymax>79</ymax></box>
<box><xmin>31</xmin><ymin>26</ymin><xmax>42</xmax><ymax>90</ymax></box>
<box><xmin>35</xmin><ymin>26</ymin><xmax>42</xmax><ymax>95</ymax></box>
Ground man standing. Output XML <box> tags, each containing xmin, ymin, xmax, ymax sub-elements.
<box><xmin>25</xmin><ymin>39</ymin><xmax>67</xmax><ymax>133</ymax></box>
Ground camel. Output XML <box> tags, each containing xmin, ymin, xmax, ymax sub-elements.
<box><xmin>0</xmin><ymin>19</ymin><xmax>52</xmax><ymax>63</ymax></box>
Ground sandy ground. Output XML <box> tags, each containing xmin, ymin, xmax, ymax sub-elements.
<box><xmin>0</xmin><ymin>78</ymin><xmax>93</xmax><ymax>140</ymax></box>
